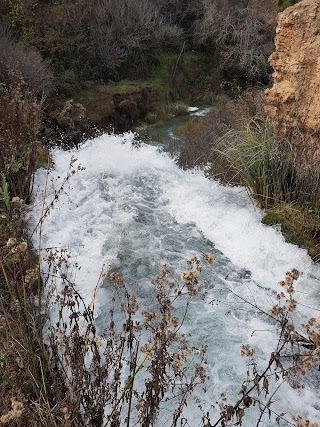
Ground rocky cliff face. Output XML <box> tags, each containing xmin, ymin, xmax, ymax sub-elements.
<box><xmin>265</xmin><ymin>0</ymin><xmax>320</xmax><ymax>157</ymax></box>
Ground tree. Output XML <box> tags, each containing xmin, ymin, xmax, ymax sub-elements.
<box><xmin>89</xmin><ymin>0</ymin><xmax>183</xmax><ymax>78</ymax></box>
<box><xmin>195</xmin><ymin>0</ymin><xmax>275</xmax><ymax>84</ymax></box>
<box><xmin>0</xmin><ymin>23</ymin><xmax>52</xmax><ymax>95</ymax></box>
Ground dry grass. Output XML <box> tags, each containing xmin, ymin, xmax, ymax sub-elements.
<box><xmin>177</xmin><ymin>96</ymin><xmax>251</xmax><ymax>180</ymax></box>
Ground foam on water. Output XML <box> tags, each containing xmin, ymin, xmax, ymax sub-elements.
<box><xmin>28</xmin><ymin>132</ymin><xmax>320</xmax><ymax>425</ymax></box>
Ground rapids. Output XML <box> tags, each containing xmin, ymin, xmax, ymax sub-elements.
<box><xmin>28</xmin><ymin>117</ymin><xmax>320</xmax><ymax>425</ymax></box>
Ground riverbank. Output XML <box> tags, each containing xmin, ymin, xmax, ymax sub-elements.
<box><xmin>41</xmin><ymin>50</ymin><xmax>220</xmax><ymax>147</ymax></box>
<box><xmin>176</xmin><ymin>94</ymin><xmax>320</xmax><ymax>262</ymax></box>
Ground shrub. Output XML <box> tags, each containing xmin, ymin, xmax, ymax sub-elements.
<box><xmin>195</xmin><ymin>0</ymin><xmax>275</xmax><ymax>85</ymax></box>
<box><xmin>0</xmin><ymin>24</ymin><xmax>52</xmax><ymax>96</ymax></box>
<box><xmin>0</xmin><ymin>72</ymin><xmax>43</xmax><ymax>204</ymax></box>
<box><xmin>40</xmin><ymin>251</ymin><xmax>209</xmax><ymax>425</ymax></box>
<box><xmin>90</xmin><ymin>0</ymin><xmax>183</xmax><ymax>79</ymax></box>
<box><xmin>277</xmin><ymin>0</ymin><xmax>301</xmax><ymax>11</ymax></box>
<box><xmin>177</xmin><ymin>98</ymin><xmax>250</xmax><ymax>176</ymax></box>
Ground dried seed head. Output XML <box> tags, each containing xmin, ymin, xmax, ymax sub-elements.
<box><xmin>240</xmin><ymin>344</ymin><xmax>254</xmax><ymax>357</ymax></box>
<box><xmin>11</xmin><ymin>196</ymin><xmax>24</xmax><ymax>204</ymax></box>
<box><xmin>18</xmin><ymin>242</ymin><xmax>28</xmax><ymax>253</ymax></box>
<box><xmin>6</xmin><ymin>237</ymin><xmax>18</xmax><ymax>248</ymax></box>
<box><xmin>24</xmin><ymin>269</ymin><xmax>37</xmax><ymax>286</ymax></box>
<box><xmin>287</xmin><ymin>299</ymin><xmax>297</xmax><ymax>312</ymax></box>
<box><xmin>0</xmin><ymin>398</ymin><xmax>24</xmax><ymax>423</ymax></box>
<box><xmin>203</xmin><ymin>253</ymin><xmax>215</xmax><ymax>264</ymax></box>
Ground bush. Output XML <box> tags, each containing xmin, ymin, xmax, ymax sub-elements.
<box><xmin>177</xmin><ymin>98</ymin><xmax>250</xmax><ymax>175</ymax></box>
<box><xmin>0</xmin><ymin>24</ymin><xmax>52</xmax><ymax>96</ymax></box>
<box><xmin>0</xmin><ymin>72</ymin><xmax>43</xmax><ymax>204</ymax></box>
<box><xmin>41</xmin><ymin>257</ymin><xmax>208</xmax><ymax>426</ymax></box>
<box><xmin>277</xmin><ymin>0</ymin><xmax>301</xmax><ymax>11</ymax></box>
<box><xmin>195</xmin><ymin>0</ymin><xmax>275</xmax><ymax>85</ymax></box>
<box><xmin>90</xmin><ymin>0</ymin><xmax>183</xmax><ymax>79</ymax></box>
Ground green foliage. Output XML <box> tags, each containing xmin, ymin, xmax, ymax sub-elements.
<box><xmin>262</xmin><ymin>204</ymin><xmax>320</xmax><ymax>261</ymax></box>
<box><xmin>110</xmin><ymin>80</ymin><xmax>147</xmax><ymax>95</ymax></box>
<box><xmin>9</xmin><ymin>160</ymin><xmax>23</xmax><ymax>173</ymax></box>
<box><xmin>150</xmin><ymin>51</ymin><xmax>217</xmax><ymax>102</ymax></box>
<box><xmin>0</xmin><ymin>351</ymin><xmax>5</xmax><ymax>369</ymax></box>
<box><xmin>0</xmin><ymin>176</ymin><xmax>10</xmax><ymax>212</ymax></box>
<box><xmin>277</xmin><ymin>0</ymin><xmax>300</xmax><ymax>11</ymax></box>
<box><xmin>262</xmin><ymin>211</ymin><xmax>287</xmax><ymax>227</ymax></box>
<box><xmin>144</xmin><ymin>102</ymin><xmax>188</xmax><ymax>124</ymax></box>
<box><xmin>7</xmin><ymin>0</ymin><xmax>24</xmax><ymax>29</ymax></box>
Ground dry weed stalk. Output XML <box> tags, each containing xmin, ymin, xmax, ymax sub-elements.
<box><xmin>43</xmin><ymin>253</ymin><xmax>210</xmax><ymax>426</ymax></box>
<box><xmin>210</xmin><ymin>269</ymin><xmax>320</xmax><ymax>427</ymax></box>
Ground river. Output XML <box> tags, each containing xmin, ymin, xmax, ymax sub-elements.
<box><xmin>28</xmin><ymin>108</ymin><xmax>320</xmax><ymax>426</ymax></box>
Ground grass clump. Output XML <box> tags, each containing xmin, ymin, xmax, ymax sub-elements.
<box><xmin>221</xmin><ymin>121</ymin><xmax>297</xmax><ymax>209</ymax></box>
<box><xmin>144</xmin><ymin>102</ymin><xmax>188</xmax><ymax>125</ymax></box>
<box><xmin>218</xmin><ymin>120</ymin><xmax>320</xmax><ymax>259</ymax></box>
<box><xmin>221</xmin><ymin>120</ymin><xmax>320</xmax><ymax>209</ymax></box>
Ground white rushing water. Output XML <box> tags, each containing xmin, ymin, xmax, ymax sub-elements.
<box><xmin>28</xmin><ymin>131</ymin><xmax>320</xmax><ymax>425</ymax></box>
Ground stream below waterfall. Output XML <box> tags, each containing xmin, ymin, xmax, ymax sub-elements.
<box><xmin>28</xmin><ymin>107</ymin><xmax>320</xmax><ymax>426</ymax></box>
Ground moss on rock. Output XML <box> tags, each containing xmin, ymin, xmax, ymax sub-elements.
<box><xmin>262</xmin><ymin>204</ymin><xmax>320</xmax><ymax>261</ymax></box>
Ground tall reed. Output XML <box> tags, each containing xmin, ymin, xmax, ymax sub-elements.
<box><xmin>221</xmin><ymin>121</ymin><xmax>296</xmax><ymax>208</ymax></box>
<box><xmin>219</xmin><ymin>120</ymin><xmax>320</xmax><ymax>211</ymax></box>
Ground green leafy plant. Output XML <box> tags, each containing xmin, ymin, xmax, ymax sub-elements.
<box><xmin>0</xmin><ymin>175</ymin><xmax>10</xmax><ymax>212</ymax></box>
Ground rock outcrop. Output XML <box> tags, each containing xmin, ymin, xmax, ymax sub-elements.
<box><xmin>265</xmin><ymin>0</ymin><xmax>320</xmax><ymax>157</ymax></box>
<box><xmin>77</xmin><ymin>85</ymin><xmax>158</xmax><ymax>132</ymax></box>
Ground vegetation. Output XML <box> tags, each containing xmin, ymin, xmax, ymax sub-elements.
<box><xmin>221</xmin><ymin>122</ymin><xmax>320</xmax><ymax>260</ymax></box>
<box><xmin>0</xmin><ymin>0</ymin><xmax>276</xmax><ymax>95</ymax></box>
<box><xmin>195</xmin><ymin>0</ymin><xmax>275</xmax><ymax>85</ymax></box>
<box><xmin>0</xmin><ymin>0</ymin><xmax>319</xmax><ymax>425</ymax></box>
<box><xmin>277</xmin><ymin>0</ymin><xmax>301</xmax><ymax>11</ymax></box>
<box><xmin>178</xmin><ymin>105</ymin><xmax>320</xmax><ymax>260</ymax></box>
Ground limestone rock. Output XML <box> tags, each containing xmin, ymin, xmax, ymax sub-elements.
<box><xmin>265</xmin><ymin>0</ymin><xmax>320</xmax><ymax>144</ymax></box>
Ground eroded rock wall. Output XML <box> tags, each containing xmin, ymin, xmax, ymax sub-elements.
<box><xmin>265</xmin><ymin>0</ymin><xmax>320</xmax><ymax>156</ymax></box>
